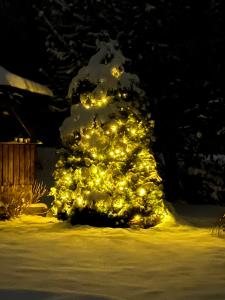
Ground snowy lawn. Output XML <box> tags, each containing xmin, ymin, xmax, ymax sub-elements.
<box><xmin>0</xmin><ymin>203</ymin><xmax>225</xmax><ymax>300</ymax></box>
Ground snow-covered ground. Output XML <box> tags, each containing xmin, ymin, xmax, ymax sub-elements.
<box><xmin>0</xmin><ymin>203</ymin><xmax>225</xmax><ymax>300</ymax></box>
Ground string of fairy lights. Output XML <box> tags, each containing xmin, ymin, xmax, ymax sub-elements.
<box><xmin>51</xmin><ymin>66</ymin><xmax>167</xmax><ymax>227</ymax></box>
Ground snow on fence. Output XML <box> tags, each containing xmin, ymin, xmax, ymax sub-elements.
<box><xmin>0</xmin><ymin>142</ymin><xmax>37</xmax><ymax>203</ymax></box>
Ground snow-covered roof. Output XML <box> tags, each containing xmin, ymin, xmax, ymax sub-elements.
<box><xmin>0</xmin><ymin>65</ymin><xmax>53</xmax><ymax>96</ymax></box>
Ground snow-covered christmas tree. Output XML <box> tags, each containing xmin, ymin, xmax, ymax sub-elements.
<box><xmin>50</xmin><ymin>40</ymin><xmax>168</xmax><ymax>228</ymax></box>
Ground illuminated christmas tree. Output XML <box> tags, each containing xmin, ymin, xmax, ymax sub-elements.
<box><xmin>50</xmin><ymin>40</ymin><xmax>168</xmax><ymax>228</ymax></box>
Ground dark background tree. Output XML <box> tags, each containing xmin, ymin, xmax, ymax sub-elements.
<box><xmin>0</xmin><ymin>0</ymin><xmax>225</xmax><ymax>204</ymax></box>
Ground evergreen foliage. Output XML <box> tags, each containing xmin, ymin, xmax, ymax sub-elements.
<box><xmin>50</xmin><ymin>41</ymin><xmax>167</xmax><ymax>228</ymax></box>
<box><xmin>177</xmin><ymin>98</ymin><xmax>225</xmax><ymax>203</ymax></box>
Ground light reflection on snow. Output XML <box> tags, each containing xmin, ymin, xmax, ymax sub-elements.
<box><xmin>0</xmin><ymin>204</ymin><xmax>225</xmax><ymax>300</ymax></box>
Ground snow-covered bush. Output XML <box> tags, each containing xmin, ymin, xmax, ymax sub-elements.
<box><xmin>50</xmin><ymin>41</ymin><xmax>167</xmax><ymax>228</ymax></box>
<box><xmin>0</xmin><ymin>182</ymin><xmax>47</xmax><ymax>220</ymax></box>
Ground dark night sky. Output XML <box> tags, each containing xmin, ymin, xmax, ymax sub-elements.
<box><xmin>0</xmin><ymin>0</ymin><xmax>44</xmax><ymax>82</ymax></box>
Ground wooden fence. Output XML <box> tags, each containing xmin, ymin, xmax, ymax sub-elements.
<box><xmin>0</xmin><ymin>142</ymin><xmax>37</xmax><ymax>202</ymax></box>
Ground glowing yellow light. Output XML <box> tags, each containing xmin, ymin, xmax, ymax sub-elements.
<box><xmin>119</xmin><ymin>181</ymin><xmax>126</xmax><ymax>186</ymax></box>
<box><xmin>80</xmin><ymin>92</ymin><xmax>110</xmax><ymax>108</ymax></box>
<box><xmin>119</xmin><ymin>181</ymin><xmax>126</xmax><ymax>190</ymax></box>
<box><xmin>77</xmin><ymin>197</ymin><xmax>83</xmax><ymax>206</ymax></box>
<box><xmin>111</xmin><ymin>66</ymin><xmax>123</xmax><ymax>78</ymax></box>
<box><xmin>132</xmin><ymin>214</ymin><xmax>141</xmax><ymax>223</ymax></box>
<box><xmin>64</xmin><ymin>174</ymin><xmax>72</xmax><ymax>183</ymax></box>
<box><xmin>111</xmin><ymin>125</ymin><xmax>117</xmax><ymax>132</ymax></box>
<box><xmin>91</xmin><ymin>167</ymin><xmax>97</xmax><ymax>174</ymax></box>
<box><xmin>138</xmin><ymin>188</ymin><xmax>146</xmax><ymax>196</ymax></box>
<box><xmin>131</xmin><ymin>129</ymin><xmax>136</xmax><ymax>135</ymax></box>
<box><xmin>102</xmin><ymin>97</ymin><xmax>107</xmax><ymax>103</ymax></box>
<box><xmin>51</xmin><ymin>88</ymin><xmax>167</xmax><ymax>228</ymax></box>
<box><xmin>114</xmin><ymin>200</ymin><xmax>123</xmax><ymax>209</ymax></box>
